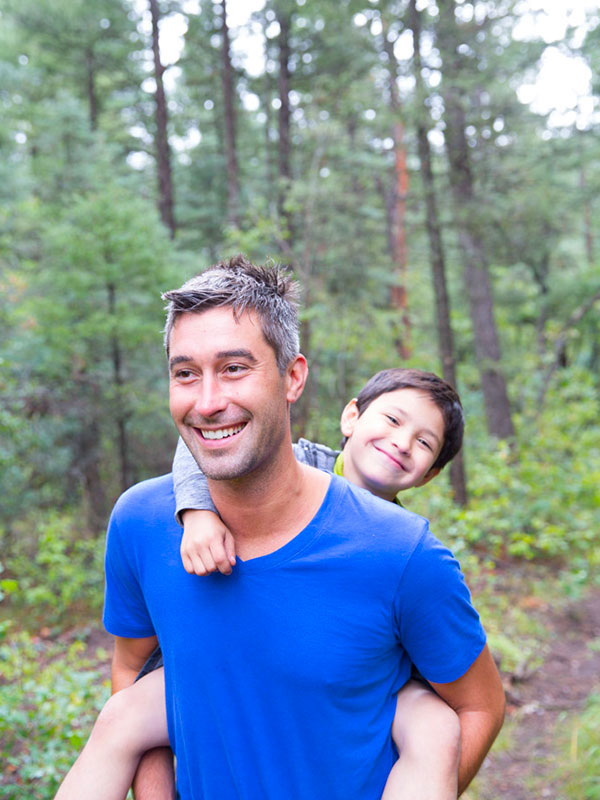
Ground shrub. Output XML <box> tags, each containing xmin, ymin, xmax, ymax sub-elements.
<box><xmin>0</xmin><ymin>622</ymin><xmax>109</xmax><ymax>799</ymax></box>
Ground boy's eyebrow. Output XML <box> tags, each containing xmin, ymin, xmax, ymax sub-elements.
<box><xmin>169</xmin><ymin>350</ymin><xmax>258</xmax><ymax>370</ymax></box>
<box><xmin>387</xmin><ymin>405</ymin><xmax>442</xmax><ymax>445</ymax></box>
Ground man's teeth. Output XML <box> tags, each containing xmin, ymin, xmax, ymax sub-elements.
<box><xmin>201</xmin><ymin>424</ymin><xmax>245</xmax><ymax>440</ymax></box>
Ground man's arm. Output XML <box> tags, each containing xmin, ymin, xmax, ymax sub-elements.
<box><xmin>112</xmin><ymin>636</ymin><xmax>175</xmax><ymax>800</ymax></box>
<box><xmin>430</xmin><ymin>644</ymin><xmax>505</xmax><ymax>795</ymax></box>
<box><xmin>111</xmin><ymin>635</ymin><xmax>159</xmax><ymax>692</ymax></box>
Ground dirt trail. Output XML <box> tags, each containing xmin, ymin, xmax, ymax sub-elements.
<box><xmin>471</xmin><ymin>587</ymin><xmax>600</xmax><ymax>799</ymax></box>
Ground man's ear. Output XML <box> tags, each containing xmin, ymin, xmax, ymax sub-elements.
<box><xmin>413</xmin><ymin>467</ymin><xmax>441</xmax><ymax>488</ymax></box>
<box><xmin>286</xmin><ymin>354</ymin><xmax>309</xmax><ymax>404</ymax></box>
<box><xmin>340</xmin><ymin>399</ymin><xmax>360</xmax><ymax>438</ymax></box>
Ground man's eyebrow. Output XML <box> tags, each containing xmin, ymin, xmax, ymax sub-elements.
<box><xmin>169</xmin><ymin>355</ymin><xmax>192</xmax><ymax>369</ymax></box>
<box><xmin>169</xmin><ymin>350</ymin><xmax>258</xmax><ymax>370</ymax></box>
<box><xmin>216</xmin><ymin>349</ymin><xmax>258</xmax><ymax>362</ymax></box>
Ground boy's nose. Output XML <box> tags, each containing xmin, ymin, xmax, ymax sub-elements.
<box><xmin>391</xmin><ymin>429</ymin><xmax>412</xmax><ymax>454</ymax></box>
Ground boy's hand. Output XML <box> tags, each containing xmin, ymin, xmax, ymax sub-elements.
<box><xmin>180</xmin><ymin>510</ymin><xmax>237</xmax><ymax>576</ymax></box>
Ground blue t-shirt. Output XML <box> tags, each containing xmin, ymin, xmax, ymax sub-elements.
<box><xmin>104</xmin><ymin>473</ymin><xmax>485</xmax><ymax>800</ymax></box>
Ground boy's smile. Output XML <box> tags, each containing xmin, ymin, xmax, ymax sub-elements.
<box><xmin>340</xmin><ymin>388</ymin><xmax>445</xmax><ymax>501</ymax></box>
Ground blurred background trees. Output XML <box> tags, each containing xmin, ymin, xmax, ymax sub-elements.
<box><xmin>0</xmin><ymin>0</ymin><xmax>598</xmax><ymax>557</ymax></box>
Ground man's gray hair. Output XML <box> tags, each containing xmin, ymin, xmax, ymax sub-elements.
<box><xmin>162</xmin><ymin>254</ymin><xmax>300</xmax><ymax>373</ymax></box>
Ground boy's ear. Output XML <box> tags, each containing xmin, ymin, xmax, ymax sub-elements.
<box><xmin>340</xmin><ymin>398</ymin><xmax>360</xmax><ymax>438</ymax></box>
<box><xmin>414</xmin><ymin>467</ymin><xmax>441</xmax><ymax>488</ymax></box>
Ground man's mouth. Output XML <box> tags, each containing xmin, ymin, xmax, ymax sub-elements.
<box><xmin>199</xmin><ymin>423</ymin><xmax>246</xmax><ymax>440</ymax></box>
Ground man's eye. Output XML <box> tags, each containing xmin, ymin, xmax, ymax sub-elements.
<box><xmin>224</xmin><ymin>364</ymin><xmax>247</xmax><ymax>375</ymax></box>
<box><xmin>174</xmin><ymin>369</ymin><xmax>194</xmax><ymax>380</ymax></box>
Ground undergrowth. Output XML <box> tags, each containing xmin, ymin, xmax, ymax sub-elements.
<box><xmin>0</xmin><ymin>622</ymin><xmax>109</xmax><ymax>799</ymax></box>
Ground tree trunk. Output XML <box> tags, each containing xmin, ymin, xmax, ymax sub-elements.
<box><xmin>381</xmin><ymin>15</ymin><xmax>410</xmax><ymax>360</ymax></box>
<box><xmin>261</xmin><ymin>73</ymin><xmax>276</xmax><ymax>215</ymax></box>
<box><xmin>437</xmin><ymin>0</ymin><xmax>514</xmax><ymax>440</ymax></box>
<box><xmin>221</xmin><ymin>0</ymin><xmax>241</xmax><ymax>227</ymax></box>
<box><xmin>276</xmin><ymin>8</ymin><xmax>293</xmax><ymax>235</ymax></box>
<box><xmin>149</xmin><ymin>0</ymin><xmax>176</xmax><ymax>238</ymax></box>
<box><xmin>76</xmin><ymin>416</ymin><xmax>107</xmax><ymax>534</ymax></box>
<box><xmin>579</xmin><ymin>160</ymin><xmax>594</xmax><ymax>265</ymax></box>
<box><xmin>408</xmin><ymin>0</ymin><xmax>467</xmax><ymax>505</ymax></box>
<box><xmin>108</xmin><ymin>282</ymin><xmax>130</xmax><ymax>492</ymax></box>
<box><xmin>85</xmin><ymin>47</ymin><xmax>98</xmax><ymax>130</ymax></box>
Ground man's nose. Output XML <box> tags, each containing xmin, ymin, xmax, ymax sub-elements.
<box><xmin>192</xmin><ymin>375</ymin><xmax>228</xmax><ymax>418</ymax></box>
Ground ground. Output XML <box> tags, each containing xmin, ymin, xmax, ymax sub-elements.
<box><xmin>469</xmin><ymin>585</ymin><xmax>600</xmax><ymax>799</ymax></box>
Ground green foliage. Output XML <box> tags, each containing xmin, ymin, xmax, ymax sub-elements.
<box><xmin>0</xmin><ymin>512</ymin><xmax>105</xmax><ymax>628</ymax></box>
<box><xmin>0</xmin><ymin>623</ymin><xmax>109</xmax><ymax>799</ymax></box>
<box><xmin>403</xmin><ymin>366</ymin><xmax>600</xmax><ymax>573</ymax></box>
<box><xmin>555</xmin><ymin>694</ymin><xmax>600</xmax><ymax>799</ymax></box>
<box><xmin>1</xmin><ymin>180</ymin><xmax>181</xmax><ymax>529</ymax></box>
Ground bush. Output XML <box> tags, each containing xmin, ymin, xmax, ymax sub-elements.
<box><xmin>0</xmin><ymin>622</ymin><xmax>109</xmax><ymax>799</ymax></box>
<box><xmin>402</xmin><ymin>366</ymin><xmax>600</xmax><ymax>576</ymax></box>
<box><xmin>0</xmin><ymin>511</ymin><xmax>104</xmax><ymax>629</ymax></box>
<box><xmin>557</xmin><ymin>693</ymin><xmax>600</xmax><ymax>799</ymax></box>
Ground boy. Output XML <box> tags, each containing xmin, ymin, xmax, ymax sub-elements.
<box><xmin>56</xmin><ymin>368</ymin><xmax>473</xmax><ymax>800</ymax></box>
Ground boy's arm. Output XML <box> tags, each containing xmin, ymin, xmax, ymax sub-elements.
<box><xmin>430</xmin><ymin>644</ymin><xmax>506</xmax><ymax>795</ymax></box>
<box><xmin>173</xmin><ymin>437</ymin><xmax>217</xmax><ymax>523</ymax></box>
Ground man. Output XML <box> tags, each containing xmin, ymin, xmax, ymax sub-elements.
<box><xmin>103</xmin><ymin>255</ymin><xmax>505</xmax><ymax>799</ymax></box>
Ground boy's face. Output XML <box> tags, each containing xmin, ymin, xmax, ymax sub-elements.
<box><xmin>340</xmin><ymin>387</ymin><xmax>445</xmax><ymax>502</ymax></box>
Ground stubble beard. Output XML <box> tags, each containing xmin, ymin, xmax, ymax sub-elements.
<box><xmin>181</xmin><ymin>419</ymin><xmax>287</xmax><ymax>484</ymax></box>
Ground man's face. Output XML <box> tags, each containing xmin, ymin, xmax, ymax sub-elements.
<box><xmin>340</xmin><ymin>388</ymin><xmax>445</xmax><ymax>501</ymax></box>
<box><xmin>169</xmin><ymin>307</ymin><xmax>302</xmax><ymax>481</ymax></box>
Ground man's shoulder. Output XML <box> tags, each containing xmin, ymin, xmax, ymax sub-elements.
<box><xmin>112</xmin><ymin>473</ymin><xmax>175</xmax><ymax>521</ymax></box>
<box><xmin>329</xmin><ymin>476</ymin><xmax>430</xmax><ymax>548</ymax></box>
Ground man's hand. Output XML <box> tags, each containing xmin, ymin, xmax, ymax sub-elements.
<box><xmin>180</xmin><ymin>510</ymin><xmax>237</xmax><ymax>575</ymax></box>
<box><xmin>431</xmin><ymin>644</ymin><xmax>506</xmax><ymax>795</ymax></box>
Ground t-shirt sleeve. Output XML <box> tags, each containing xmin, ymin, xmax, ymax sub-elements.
<box><xmin>103</xmin><ymin>501</ymin><xmax>156</xmax><ymax>639</ymax></box>
<box><xmin>172</xmin><ymin>436</ymin><xmax>217</xmax><ymax>524</ymax></box>
<box><xmin>394</xmin><ymin>525</ymin><xmax>486</xmax><ymax>684</ymax></box>
<box><xmin>294</xmin><ymin>438</ymin><xmax>339</xmax><ymax>471</ymax></box>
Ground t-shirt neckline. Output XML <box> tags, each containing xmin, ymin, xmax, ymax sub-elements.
<box><xmin>233</xmin><ymin>474</ymin><xmax>344</xmax><ymax>573</ymax></box>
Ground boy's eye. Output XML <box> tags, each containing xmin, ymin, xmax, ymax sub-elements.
<box><xmin>418</xmin><ymin>437</ymin><xmax>433</xmax><ymax>451</ymax></box>
<box><xmin>385</xmin><ymin>414</ymin><xmax>399</xmax><ymax>426</ymax></box>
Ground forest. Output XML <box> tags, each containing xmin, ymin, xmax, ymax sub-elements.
<box><xmin>0</xmin><ymin>0</ymin><xmax>599</xmax><ymax>797</ymax></box>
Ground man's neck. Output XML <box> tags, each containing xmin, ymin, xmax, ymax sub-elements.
<box><xmin>208</xmin><ymin>447</ymin><xmax>330</xmax><ymax>561</ymax></box>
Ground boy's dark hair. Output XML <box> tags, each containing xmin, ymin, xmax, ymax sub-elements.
<box><xmin>162</xmin><ymin>254</ymin><xmax>300</xmax><ymax>374</ymax></box>
<box><xmin>346</xmin><ymin>368</ymin><xmax>464</xmax><ymax>472</ymax></box>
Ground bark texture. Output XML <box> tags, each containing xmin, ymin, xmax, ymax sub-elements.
<box><xmin>437</xmin><ymin>0</ymin><xmax>514</xmax><ymax>440</ymax></box>
<box><xmin>149</xmin><ymin>0</ymin><xmax>176</xmax><ymax>238</ymax></box>
<box><xmin>221</xmin><ymin>0</ymin><xmax>241</xmax><ymax>227</ymax></box>
<box><xmin>409</xmin><ymin>0</ymin><xmax>467</xmax><ymax>504</ymax></box>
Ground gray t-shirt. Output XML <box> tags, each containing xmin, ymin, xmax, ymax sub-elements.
<box><xmin>173</xmin><ymin>437</ymin><xmax>339</xmax><ymax>523</ymax></box>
